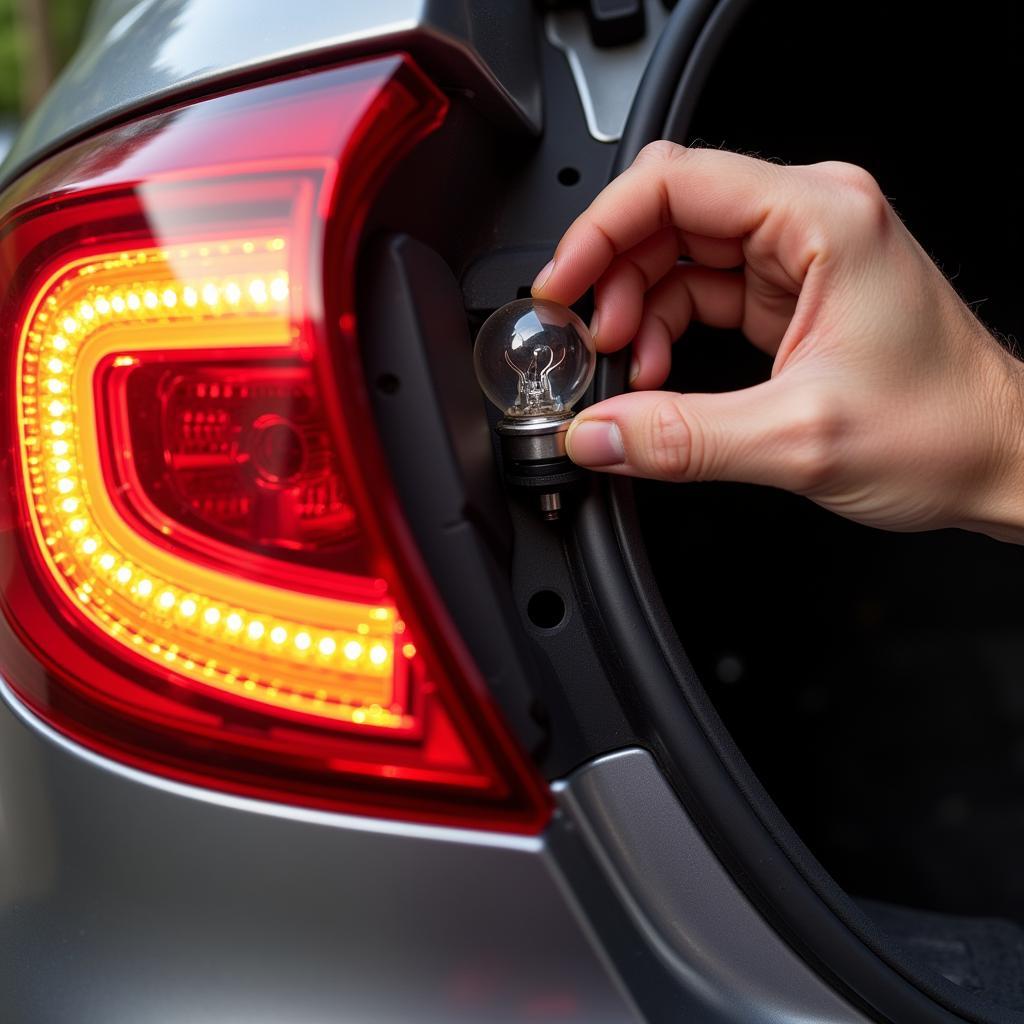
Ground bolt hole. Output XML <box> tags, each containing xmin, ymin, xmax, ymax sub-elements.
<box><xmin>557</xmin><ymin>166</ymin><xmax>581</xmax><ymax>187</ymax></box>
<box><xmin>376</xmin><ymin>373</ymin><xmax>400</xmax><ymax>395</ymax></box>
<box><xmin>527</xmin><ymin>589</ymin><xmax>566</xmax><ymax>630</ymax></box>
<box><xmin>714</xmin><ymin>653</ymin><xmax>745</xmax><ymax>685</ymax></box>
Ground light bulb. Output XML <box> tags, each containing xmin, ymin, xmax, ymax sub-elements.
<box><xmin>473</xmin><ymin>298</ymin><xmax>597</xmax><ymax>520</ymax></box>
<box><xmin>474</xmin><ymin>299</ymin><xmax>595</xmax><ymax>420</ymax></box>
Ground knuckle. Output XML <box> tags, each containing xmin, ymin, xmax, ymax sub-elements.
<box><xmin>636</xmin><ymin>140</ymin><xmax>686</xmax><ymax>166</ymax></box>
<box><xmin>815</xmin><ymin>160</ymin><xmax>878</xmax><ymax>193</ymax></box>
<box><xmin>781</xmin><ymin>389</ymin><xmax>846</xmax><ymax>492</ymax></box>
<box><xmin>814</xmin><ymin>161</ymin><xmax>889</xmax><ymax>233</ymax></box>
<box><xmin>646</xmin><ymin>398</ymin><xmax>698</xmax><ymax>479</ymax></box>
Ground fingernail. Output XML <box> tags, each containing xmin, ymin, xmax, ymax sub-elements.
<box><xmin>629</xmin><ymin>357</ymin><xmax>641</xmax><ymax>385</ymax></box>
<box><xmin>532</xmin><ymin>259</ymin><xmax>555</xmax><ymax>294</ymax></box>
<box><xmin>567</xmin><ymin>419</ymin><xmax>625</xmax><ymax>468</ymax></box>
<box><xmin>589</xmin><ymin>310</ymin><xmax>600</xmax><ymax>340</ymax></box>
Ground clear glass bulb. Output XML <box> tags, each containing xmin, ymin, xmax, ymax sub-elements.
<box><xmin>474</xmin><ymin>299</ymin><xmax>596</xmax><ymax>420</ymax></box>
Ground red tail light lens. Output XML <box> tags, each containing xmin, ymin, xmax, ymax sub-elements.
<box><xmin>0</xmin><ymin>57</ymin><xmax>552</xmax><ymax>833</ymax></box>
<box><xmin>114</xmin><ymin>363</ymin><xmax>359</xmax><ymax>561</ymax></box>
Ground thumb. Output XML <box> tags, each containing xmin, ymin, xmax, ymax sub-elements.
<box><xmin>565</xmin><ymin>381</ymin><xmax>843</xmax><ymax>491</ymax></box>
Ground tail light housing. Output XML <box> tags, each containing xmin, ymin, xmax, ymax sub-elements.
<box><xmin>0</xmin><ymin>57</ymin><xmax>552</xmax><ymax>833</ymax></box>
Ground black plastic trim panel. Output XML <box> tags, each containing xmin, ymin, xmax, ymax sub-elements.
<box><xmin>358</xmin><ymin>234</ymin><xmax>637</xmax><ymax>777</ymax></box>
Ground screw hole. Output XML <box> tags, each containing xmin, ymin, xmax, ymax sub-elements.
<box><xmin>557</xmin><ymin>166</ymin><xmax>580</xmax><ymax>187</ymax></box>
<box><xmin>527</xmin><ymin>589</ymin><xmax>566</xmax><ymax>630</ymax></box>
<box><xmin>376</xmin><ymin>373</ymin><xmax>400</xmax><ymax>395</ymax></box>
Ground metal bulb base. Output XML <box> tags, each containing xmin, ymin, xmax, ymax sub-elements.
<box><xmin>496</xmin><ymin>415</ymin><xmax>584</xmax><ymax>520</ymax></box>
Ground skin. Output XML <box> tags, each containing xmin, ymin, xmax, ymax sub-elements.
<box><xmin>532</xmin><ymin>142</ymin><xmax>1024</xmax><ymax>543</ymax></box>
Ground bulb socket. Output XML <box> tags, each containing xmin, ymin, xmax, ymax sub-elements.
<box><xmin>495</xmin><ymin>415</ymin><xmax>585</xmax><ymax>491</ymax></box>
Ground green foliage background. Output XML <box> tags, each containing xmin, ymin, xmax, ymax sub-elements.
<box><xmin>0</xmin><ymin>1</ymin><xmax>19</xmax><ymax>114</ymax></box>
<box><xmin>0</xmin><ymin>0</ymin><xmax>94</xmax><ymax>116</ymax></box>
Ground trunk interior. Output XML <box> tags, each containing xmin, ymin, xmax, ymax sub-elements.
<box><xmin>637</xmin><ymin>0</ymin><xmax>1024</xmax><ymax>1010</ymax></box>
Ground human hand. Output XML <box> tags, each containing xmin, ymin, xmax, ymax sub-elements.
<box><xmin>532</xmin><ymin>142</ymin><xmax>1024</xmax><ymax>541</ymax></box>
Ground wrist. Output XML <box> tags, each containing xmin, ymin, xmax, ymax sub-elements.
<box><xmin>965</xmin><ymin>341</ymin><xmax>1024</xmax><ymax>543</ymax></box>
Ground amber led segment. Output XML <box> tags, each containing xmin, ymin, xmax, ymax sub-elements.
<box><xmin>17</xmin><ymin>240</ymin><xmax>410</xmax><ymax>730</ymax></box>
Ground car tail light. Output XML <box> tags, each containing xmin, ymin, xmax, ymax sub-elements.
<box><xmin>0</xmin><ymin>57</ymin><xmax>552</xmax><ymax>833</ymax></box>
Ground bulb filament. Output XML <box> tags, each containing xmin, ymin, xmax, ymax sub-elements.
<box><xmin>504</xmin><ymin>340</ymin><xmax>566</xmax><ymax>416</ymax></box>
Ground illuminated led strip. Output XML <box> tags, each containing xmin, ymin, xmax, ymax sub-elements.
<box><xmin>18</xmin><ymin>241</ymin><xmax>412</xmax><ymax>729</ymax></box>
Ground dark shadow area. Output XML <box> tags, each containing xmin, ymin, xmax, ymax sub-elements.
<box><xmin>639</xmin><ymin>0</ymin><xmax>1024</xmax><ymax>921</ymax></box>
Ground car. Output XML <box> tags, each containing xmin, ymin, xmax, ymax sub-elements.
<box><xmin>0</xmin><ymin>1</ymin><xmax>1019</xmax><ymax>1022</ymax></box>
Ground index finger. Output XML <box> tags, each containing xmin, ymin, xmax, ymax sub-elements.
<box><xmin>532</xmin><ymin>143</ymin><xmax>783</xmax><ymax>306</ymax></box>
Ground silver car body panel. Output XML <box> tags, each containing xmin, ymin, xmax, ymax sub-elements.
<box><xmin>0</xmin><ymin>118</ymin><xmax>15</xmax><ymax>165</ymax></box>
<box><xmin>1</xmin><ymin>679</ymin><xmax>867</xmax><ymax>1023</ymax></box>
<box><xmin>556</xmin><ymin>749</ymin><xmax>865</xmax><ymax>1024</ymax></box>
<box><xmin>0</xmin><ymin>678</ymin><xmax>639</xmax><ymax>1024</ymax></box>
<box><xmin>0</xmin><ymin>0</ymin><xmax>543</xmax><ymax>185</ymax></box>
